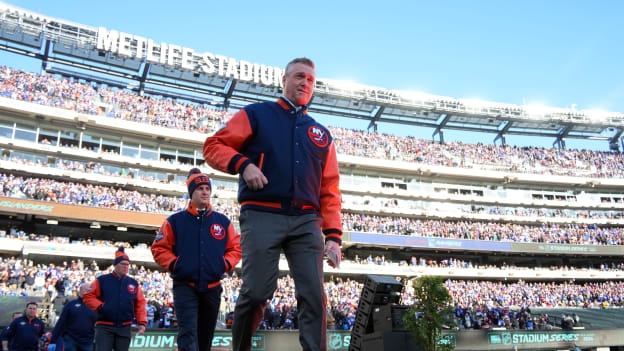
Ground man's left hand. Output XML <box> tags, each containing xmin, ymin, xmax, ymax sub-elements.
<box><xmin>137</xmin><ymin>325</ymin><xmax>146</xmax><ymax>336</ymax></box>
<box><xmin>324</xmin><ymin>241</ymin><xmax>341</xmax><ymax>269</ymax></box>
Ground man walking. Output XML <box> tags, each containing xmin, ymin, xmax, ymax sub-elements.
<box><xmin>0</xmin><ymin>312</ymin><xmax>21</xmax><ymax>350</ymax></box>
<box><xmin>204</xmin><ymin>57</ymin><xmax>342</xmax><ymax>351</ymax></box>
<box><xmin>152</xmin><ymin>168</ymin><xmax>241</xmax><ymax>351</ymax></box>
<box><xmin>84</xmin><ymin>248</ymin><xmax>147</xmax><ymax>351</ymax></box>
<box><xmin>2</xmin><ymin>302</ymin><xmax>44</xmax><ymax>351</ymax></box>
<box><xmin>50</xmin><ymin>282</ymin><xmax>97</xmax><ymax>351</ymax></box>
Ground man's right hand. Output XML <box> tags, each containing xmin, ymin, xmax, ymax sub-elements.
<box><xmin>242</xmin><ymin>163</ymin><xmax>268</xmax><ymax>191</ymax></box>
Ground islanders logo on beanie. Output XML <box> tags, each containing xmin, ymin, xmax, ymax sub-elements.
<box><xmin>114</xmin><ymin>247</ymin><xmax>130</xmax><ymax>265</ymax></box>
<box><xmin>186</xmin><ymin>168</ymin><xmax>211</xmax><ymax>196</ymax></box>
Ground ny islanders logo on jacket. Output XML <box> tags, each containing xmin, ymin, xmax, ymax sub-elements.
<box><xmin>210</xmin><ymin>224</ymin><xmax>226</xmax><ymax>240</ymax></box>
<box><xmin>308</xmin><ymin>126</ymin><xmax>328</xmax><ymax>147</ymax></box>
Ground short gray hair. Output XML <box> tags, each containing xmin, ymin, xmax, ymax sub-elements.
<box><xmin>285</xmin><ymin>57</ymin><xmax>315</xmax><ymax>76</ymax></box>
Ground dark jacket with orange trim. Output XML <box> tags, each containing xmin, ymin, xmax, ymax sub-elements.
<box><xmin>83</xmin><ymin>272</ymin><xmax>147</xmax><ymax>328</ymax></box>
<box><xmin>151</xmin><ymin>201</ymin><xmax>241</xmax><ymax>292</ymax></box>
<box><xmin>50</xmin><ymin>296</ymin><xmax>96</xmax><ymax>345</ymax></box>
<box><xmin>203</xmin><ymin>97</ymin><xmax>342</xmax><ymax>244</ymax></box>
<box><xmin>2</xmin><ymin>315</ymin><xmax>45</xmax><ymax>351</ymax></box>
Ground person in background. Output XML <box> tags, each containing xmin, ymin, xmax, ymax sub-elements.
<box><xmin>50</xmin><ymin>282</ymin><xmax>97</xmax><ymax>351</ymax></box>
<box><xmin>83</xmin><ymin>248</ymin><xmax>146</xmax><ymax>351</ymax></box>
<box><xmin>0</xmin><ymin>312</ymin><xmax>21</xmax><ymax>351</ymax></box>
<box><xmin>152</xmin><ymin>168</ymin><xmax>241</xmax><ymax>351</ymax></box>
<box><xmin>146</xmin><ymin>302</ymin><xmax>157</xmax><ymax>329</ymax></box>
<box><xmin>2</xmin><ymin>302</ymin><xmax>44</xmax><ymax>351</ymax></box>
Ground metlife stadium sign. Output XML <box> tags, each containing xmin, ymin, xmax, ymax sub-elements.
<box><xmin>96</xmin><ymin>27</ymin><xmax>284</xmax><ymax>88</ymax></box>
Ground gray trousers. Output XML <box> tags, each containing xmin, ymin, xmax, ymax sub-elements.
<box><xmin>232</xmin><ymin>210</ymin><xmax>327</xmax><ymax>351</ymax></box>
<box><xmin>94</xmin><ymin>325</ymin><xmax>131</xmax><ymax>351</ymax></box>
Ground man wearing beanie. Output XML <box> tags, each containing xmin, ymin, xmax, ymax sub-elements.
<box><xmin>204</xmin><ymin>58</ymin><xmax>342</xmax><ymax>351</ymax></box>
<box><xmin>152</xmin><ymin>168</ymin><xmax>241</xmax><ymax>351</ymax></box>
<box><xmin>83</xmin><ymin>247</ymin><xmax>147</xmax><ymax>351</ymax></box>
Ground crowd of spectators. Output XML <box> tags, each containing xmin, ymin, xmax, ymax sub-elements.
<box><xmin>453</xmin><ymin>306</ymin><xmax>543</xmax><ymax>330</ymax></box>
<box><xmin>3</xmin><ymin>66</ymin><xmax>624</xmax><ymax>333</ymax></box>
<box><xmin>330</xmin><ymin>127</ymin><xmax>624</xmax><ymax>178</ymax></box>
<box><xmin>98</xmin><ymin>87</ymin><xmax>229</xmax><ymax>134</ymax></box>
<box><xmin>7</xmin><ymin>144</ymin><xmax>624</xmax><ymax>221</ymax></box>
<box><xmin>0</xmin><ymin>227</ymin><xmax>143</xmax><ymax>249</ymax></box>
<box><xmin>0</xmin><ymin>173</ymin><xmax>189</xmax><ymax>214</ymax></box>
<box><xmin>1</xmin><ymin>255</ymin><xmax>622</xmax><ymax>331</ymax></box>
<box><xmin>341</xmin><ymin>194</ymin><xmax>624</xmax><ymax>220</ymax></box>
<box><xmin>4</xmin><ymin>226</ymin><xmax>624</xmax><ymax>274</ymax></box>
<box><xmin>444</xmin><ymin>279</ymin><xmax>622</xmax><ymax>309</ymax></box>
<box><xmin>3</xmin><ymin>172</ymin><xmax>624</xmax><ymax>246</ymax></box>
<box><xmin>8</xmin><ymin>146</ymin><xmax>624</xmax><ymax>222</ymax></box>
<box><xmin>342</xmin><ymin>213</ymin><xmax>624</xmax><ymax>245</ymax></box>
<box><xmin>3</xmin><ymin>152</ymin><xmax>238</xmax><ymax>195</ymax></box>
<box><xmin>3</xmin><ymin>66</ymin><xmax>624</xmax><ymax>179</ymax></box>
<box><xmin>0</xmin><ymin>66</ymin><xmax>100</xmax><ymax>115</ymax></box>
<box><xmin>1</xmin><ymin>224</ymin><xmax>622</xmax><ymax>331</ymax></box>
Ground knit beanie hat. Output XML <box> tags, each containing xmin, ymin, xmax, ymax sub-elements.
<box><xmin>114</xmin><ymin>247</ymin><xmax>130</xmax><ymax>265</ymax></box>
<box><xmin>186</xmin><ymin>168</ymin><xmax>211</xmax><ymax>196</ymax></box>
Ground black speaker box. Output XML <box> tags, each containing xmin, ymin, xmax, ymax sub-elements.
<box><xmin>361</xmin><ymin>287</ymin><xmax>400</xmax><ymax>305</ymax></box>
<box><xmin>361</xmin><ymin>331</ymin><xmax>422</xmax><ymax>351</ymax></box>
<box><xmin>372</xmin><ymin>304</ymin><xmax>410</xmax><ymax>332</ymax></box>
<box><xmin>365</xmin><ymin>275</ymin><xmax>403</xmax><ymax>294</ymax></box>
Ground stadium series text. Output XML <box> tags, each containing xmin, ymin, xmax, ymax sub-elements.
<box><xmin>97</xmin><ymin>27</ymin><xmax>284</xmax><ymax>87</ymax></box>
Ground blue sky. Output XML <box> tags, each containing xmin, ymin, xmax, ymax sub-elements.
<box><xmin>1</xmin><ymin>0</ymin><xmax>623</xmax><ymax>151</ymax></box>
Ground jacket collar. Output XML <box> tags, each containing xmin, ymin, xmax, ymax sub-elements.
<box><xmin>186</xmin><ymin>200</ymin><xmax>213</xmax><ymax>217</ymax></box>
<box><xmin>278</xmin><ymin>96</ymin><xmax>308</xmax><ymax>114</ymax></box>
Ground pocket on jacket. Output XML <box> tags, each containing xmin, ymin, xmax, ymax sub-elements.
<box><xmin>99</xmin><ymin>302</ymin><xmax>113</xmax><ymax>320</ymax></box>
<box><xmin>173</xmin><ymin>256</ymin><xmax>192</xmax><ymax>281</ymax></box>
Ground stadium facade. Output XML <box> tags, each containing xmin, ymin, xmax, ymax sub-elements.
<box><xmin>0</xmin><ymin>2</ymin><xmax>624</xmax><ymax>350</ymax></box>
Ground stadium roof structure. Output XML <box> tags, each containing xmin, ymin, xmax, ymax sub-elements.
<box><xmin>1</xmin><ymin>2</ymin><xmax>624</xmax><ymax>150</ymax></box>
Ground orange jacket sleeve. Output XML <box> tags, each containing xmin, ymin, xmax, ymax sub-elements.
<box><xmin>223</xmin><ymin>222</ymin><xmax>241</xmax><ymax>272</ymax></box>
<box><xmin>320</xmin><ymin>142</ymin><xmax>342</xmax><ymax>245</ymax></box>
<box><xmin>203</xmin><ymin>109</ymin><xmax>254</xmax><ymax>175</ymax></box>
<box><xmin>151</xmin><ymin>220</ymin><xmax>177</xmax><ymax>272</ymax></box>
<box><xmin>83</xmin><ymin>278</ymin><xmax>104</xmax><ymax>312</ymax></box>
<box><xmin>134</xmin><ymin>286</ymin><xmax>147</xmax><ymax>326</ymax></box>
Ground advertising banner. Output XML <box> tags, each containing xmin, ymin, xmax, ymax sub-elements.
<box><xmin>511</xmin><ymin>242</ymin><xmax>624</xmax><ymax>256</ymax></box>
<box><xmin>350</xmin><ymin>232</ymin><xmax>512</xmax><ymax>252</ymax></box>
<box><xmin>125</xmin><ymin>328</ymin><xmax>624</xmax><ymax>351</ymax></box>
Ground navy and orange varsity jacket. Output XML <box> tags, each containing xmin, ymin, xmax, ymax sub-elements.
<box><xmin>151</xmin><ymin>201</ymin><xmax>241</xmax><ymax>291</ymax></box>
<box><xmin>203</xmin><ymin>97</ymin><xmax>342</xmax><ymax>244</ymax></box>
<box><xmin>3</xmin><ymin>315</ymin><xmax>45</xmax><ymax>351</ymax></box>
<box><xmin>83</xmin><ymin>272</ymin><xmax>147</xmax><ymax>328</ymax></box>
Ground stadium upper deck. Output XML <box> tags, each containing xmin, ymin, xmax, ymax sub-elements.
<box><xmin>3</xmin><ymin>67</ymin><xmax>624</xmax><ymax>188</ymax></box>
<box><xmin>1</xmin><ymin>2</ymin><xmax>624</xmax><ymax>151</ymax></box>
<box><xmin>1</xmin><ymin>67</ymin><xmax>624</xmax><ymax>264</ymax></box>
